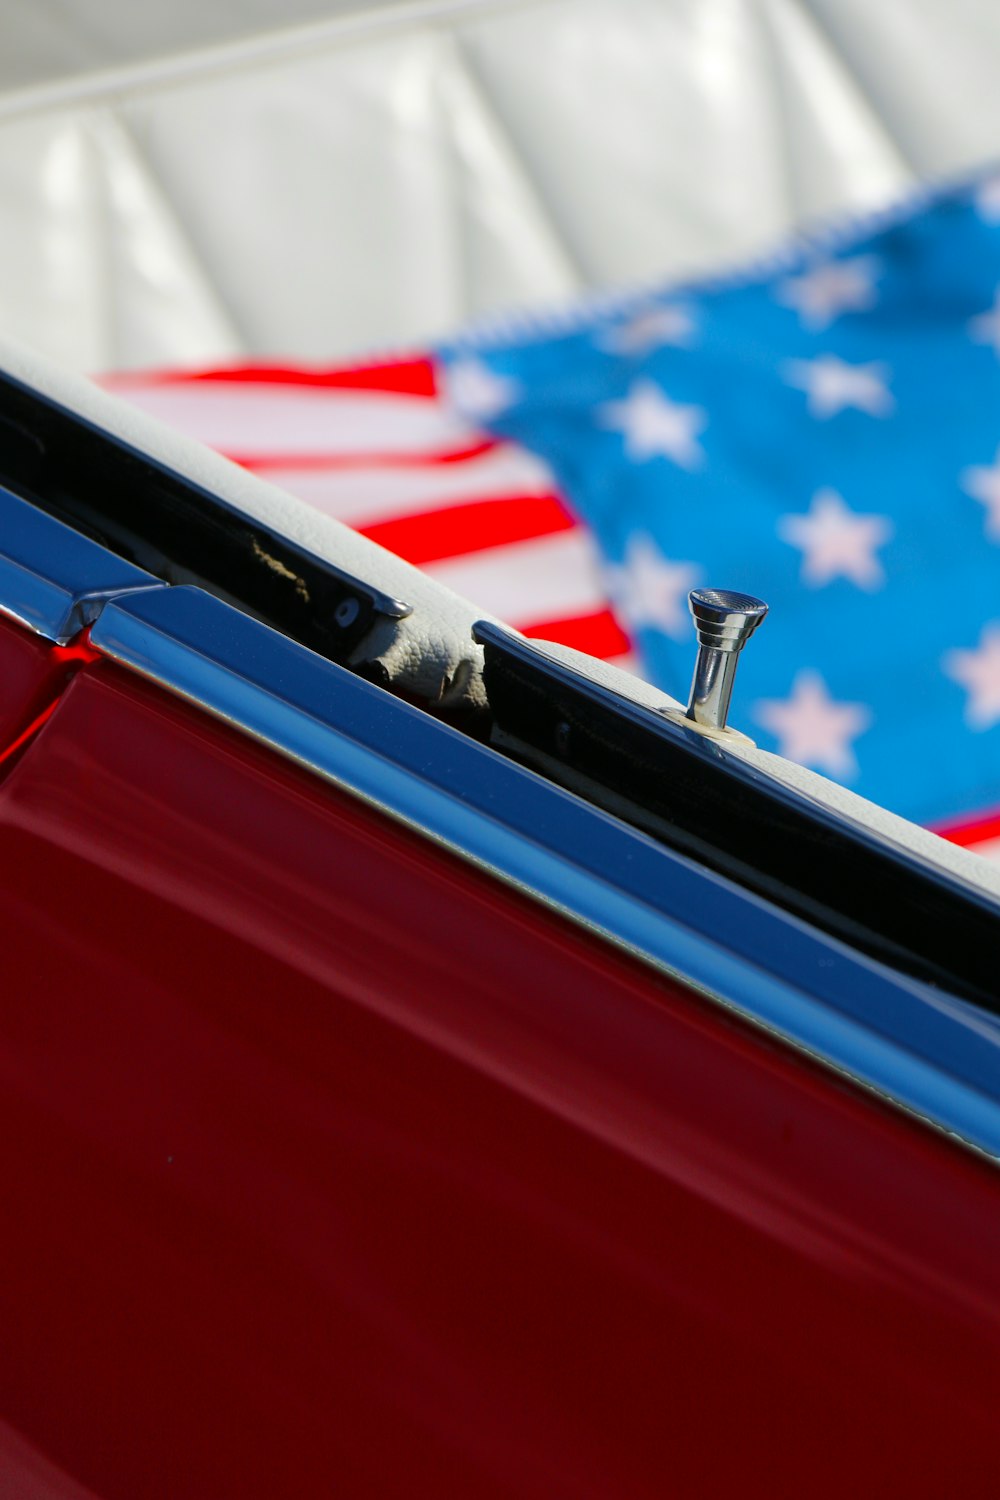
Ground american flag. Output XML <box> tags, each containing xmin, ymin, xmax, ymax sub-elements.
<box><xmin>439</xmin><ymin>171</ymin><xmax>1000</xmax><ymax>860</ymax></box>
<box><xmin>102</xmin><ymin>173</ymin><xmax>1000</xmax><ymax>861</ymax></box>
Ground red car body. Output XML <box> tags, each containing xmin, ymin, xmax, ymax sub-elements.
<box><xmin>1</xmin><ymin>607</ymin><xmax>999</xmax><ymax>1497</ymax></box>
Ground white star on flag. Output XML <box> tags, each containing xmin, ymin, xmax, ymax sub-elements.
<box><xmin>783</xmin><ymin>355</ymin><xmax>894</xmax><ymax>419</ymax></box>
<box><xmin>598</xmin><ymin>304</ymin><xmax>697</xmax><ymax>355</ymax></box>
<box><xmin>960</xmin><ymin>447</ymin><xmax>1000</xmax><ymax>539</ymax></box>
<box><xmin>775</xmin><ymin>256</ymin><xmax>880</xmax><ymax>331</ymax></box>
<box><xmin>943</xmin><ymin>625</ymin><xmax>1000</xmax><ymax>729</ymax></box>
<box><xmin>975</xmin><ymin>176</ymin><xmax>1000</xmax><ymax>225</ymax></box>
<box><xmin>444</xmin><ymin>358</ymin><xmax>519</xmax><ymax>421</ymax></box>
<box><xmin>968</xmin><ymin>290</ymin><xmax>1000</xmax><ymax>355</ymax></box>
<box><xmin>599</xmin><ymin>379</ymin><xmax>707</xmax><ymax>467</ymax></box>
<box><xmin>755</xmin><ymin>670</ymin><xmax>871</xmax><ymax>779</ymax></box>
<box><xmin>604</xmin><ymin>534</ymin><xmax>700</xmax><ymax>639</ymax></box>
<box><xmin>777</xmin><ymin>488</ymin><xmax>893</xmax><ymax>588</ymax></box>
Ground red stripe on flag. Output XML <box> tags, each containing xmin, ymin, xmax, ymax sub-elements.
<box><xmin>102</xmin><ymin>357</ymin><xmax>439</xmax><ymax>398</ymax></box>
<box><xmin>234</xmin><ymin>438</ymin><xmax>500</xmax><ymax>472</ymax></box>
<box><xmin>933</xmin><ymin>807</ymin><xmax>1000</xmax><ymax>847</ymax></box>
<box><xmin>522</xmin><ymin>609</ymin><xmax>631</xmax><ymax>659</ymax></box>
<box><xmin>359</xmin><ymin>494</ymin><xmax>577</xmax><ymax>565</ymax></box>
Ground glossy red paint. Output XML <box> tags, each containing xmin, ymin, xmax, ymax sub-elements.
<box><xmin>0</xmin><ymin>614</ymin><xmax>65</xmax><ymax>750</ymax></box>
<box><xmin>0</xmin><ymin>616</ymin><xmax>101</xmax><ymax>764</ymax></box>
<box><xmin>0</xmin><ymin>1418</ymin><xmax>100</xmax><ymax>1500</ymax></box>
<box><xmin>0</xmin><ymin>648</ymin><xmax>998</xmax><ymax>1498</ymax></box>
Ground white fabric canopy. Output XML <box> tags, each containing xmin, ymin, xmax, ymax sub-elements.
<box><xmin>2</xmin><ymin>0</ymin><xmax>1000</xmax><ymax>369</ymax></box>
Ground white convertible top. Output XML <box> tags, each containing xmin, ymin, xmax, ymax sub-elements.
<box><xmin>2</xmin><ymin>0</ymin><xmax>1000</xmax><ymax>371</ymax></box>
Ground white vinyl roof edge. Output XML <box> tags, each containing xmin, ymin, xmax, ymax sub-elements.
<box><xmin>0</xmin><ymin>0</ymin><xmax>532</xmax><ymax>122</ymax></box>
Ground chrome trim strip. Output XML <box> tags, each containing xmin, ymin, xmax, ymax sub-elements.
<box><xmin>0</xmin><ymin>485</ymin><xmax>162</xmax><ymax>642</ymax></box>
<box><xmin>90</xmin><ymin>584</ymin><xmax>1000</xmax><ymax>1163</ymax></box>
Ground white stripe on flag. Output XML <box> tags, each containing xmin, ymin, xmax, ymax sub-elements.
<box><xmin>965</xmin><ymin>835</ymin><xmax>1000</xmax><ymax>861</ymax></box>
<box><xmin>603</xmin><ymin>652</ymin><xmax>641</xmax><ymax>677</ymax></box>
<box><xmin>424</xmin><ymin>530</ymin><xmax>606</xmax><ymax>627</ymax></box>
<box><xmin>259</xmin><ymin>445</ymin><xmax>559</xmax><ymax>524</ymax></box>
<box><xmin>106</xmin><ymin>381</ymin><xmax>480</xmax><ymax>457</ymax></box>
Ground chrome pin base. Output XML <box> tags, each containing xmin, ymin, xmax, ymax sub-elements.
<box><xmin>685</xmin><ymin>588</ymin><xmax>768</xmax><ymax>732</ymax></box>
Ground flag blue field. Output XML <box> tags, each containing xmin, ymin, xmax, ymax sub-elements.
<box><xmin>440</xmin><ymin>172</ymin><xmax>1000</xmax><ymax>835</ymax></box>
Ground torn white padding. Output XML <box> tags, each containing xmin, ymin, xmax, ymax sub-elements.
<box><xmin>0</xmin><ymin>333</ymin><xmax>501</xmax><ymax>705</ymax></box>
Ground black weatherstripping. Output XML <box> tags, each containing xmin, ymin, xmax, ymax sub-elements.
<box><xmin>475</xmin><ymin>621</ymin><xmax>1000</xmax><ymax>1015</ymax></box>
<box><xmin>0</xmin><ymin>371</ymin><xmax>410</xmax><ymax>666</ymax></box>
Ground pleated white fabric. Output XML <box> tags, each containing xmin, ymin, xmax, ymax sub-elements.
<box><xmin>1</xmin><ymin>0</ymin><xmax>1000</xmax><ymax>370</ymax></box>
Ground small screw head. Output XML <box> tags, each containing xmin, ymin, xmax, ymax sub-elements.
<box><xmin>335</xmin><ymin>596</ymin><xmax>360</xmax><ymax>629</ymax></box>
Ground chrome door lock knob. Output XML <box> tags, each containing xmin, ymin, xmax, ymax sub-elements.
<box><xmin>685</xmin><ymin>588</ymin><xmax>768</xmax><ymax>732</ymax></box>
